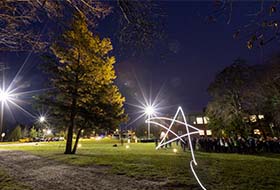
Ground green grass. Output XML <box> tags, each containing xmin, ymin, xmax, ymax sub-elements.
<box><xmin>1</xmin><ymin>139</ymin><xmax>280</xmax><ymax>190</ymax></box>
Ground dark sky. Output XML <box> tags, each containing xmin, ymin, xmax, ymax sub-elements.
<box><xmin>0</xmin><ymin>1</ymin><xmax>279</xmax><ymax>128</ymax></box>
<box><xmin>110</xmin><ymin>2</ymin><xmax>279</xmax><ymax>119</ymax></box>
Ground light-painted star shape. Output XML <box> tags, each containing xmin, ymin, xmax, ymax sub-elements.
<box><xmin>146</xmin><ymin>106</ymin><xmax>207</xmax><ymax>190</ymax></box>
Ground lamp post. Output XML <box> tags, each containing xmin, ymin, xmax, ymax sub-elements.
<box><xmin>39</xmin><ymin>116</ymin><xmax>51</xmax><ymax>138</ymax></box>
<box><xmin>39</xmin><ymin>116</ymin><xmax>46</xmax><ymax>124</ymax></box>
<box><xmin>1</xmin><ymin>133</ymin><xmax>5</xmax><ymax>142</ymax></box>
<box><xmin>144</xmin><ymin>105</ymin><xmax>155</xmax><ymax>139</ymax></box>
<box><xmin>0</xmin><ymin>90</ymin><xmax>11</xmax><ymax>135</ymax></box>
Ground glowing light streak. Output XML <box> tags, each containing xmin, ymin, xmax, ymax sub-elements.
<box><xmin>8</xmin><ymin>99</ymin><xmax>36</xmax><ymax>119</ymax></box>
<box><xmin>0</xmin><ymin>22</ymin><xmax>48</xmax><ymax>134</ymax></box>
<box><xmin>146</xmin><ymin>107</ymin><xmax>207</xmax><ymax>190</ymax></box>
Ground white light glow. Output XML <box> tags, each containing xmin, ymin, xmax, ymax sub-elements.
<box><xmin>173</xmin><ymin>148</ymin><xmax>178</xmax><ymax>153</ymax></box>
<box><xmin>0</xmin><ymin>90</ymin><xmax>10</xmax><ymax>102</ymax></box>
<box><xmin>146</xmin><ymin>107</ymin><xmax>207</xmax><ymax>190</ymax></box>
<box><xmin>206</xmin><ymin>130</ymin><xmax>212</xmax><ymax>136</ymax></box>
<box><xmin>199</xmin><ymin>130</ymin><xmax>205</xmax><ymax>136</ymax></box>
<box><xmin>46</xmin><ymin>129</ymin><xmax>52</xmax><ymax>135</ymax></box>
<box><xmin>258</xmin><ymin>115</ymin><xmax>264</xmax><ymax>119</ymax></box>
<box><xmin>145</xmin><ymin>105</ymin><xmax>155</xmax><ymax>116</ymax></box>
<box><xmin>78</xmin><ymin>144</ymin><xmax>82</xmax><ymax>148</ymax></box>
<box><xmin>196</xmin><ymin>117</ymin><xmax>204</xmax><ymax>124</ymax></box>
<box><xmin>125</xmin><ymin>145</ymin><xmax>130</xmax><ymax>149</ymax></box>
<box><xmin>39</xmin><ymin>116</ymin><xmax>45</xmax><ymax>123</ymax></box>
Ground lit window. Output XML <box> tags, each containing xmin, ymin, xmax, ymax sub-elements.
<box><xmin>258</xmin><ymin>115</ymin><xmax>264</xmax><ymax>119</ymax></box>
<box><xmin>203</xmin><ymin>117</ymin><xmax>209</xmax><ymax>124</ymax></box>
<box><xmin>196</xmin><ymin>117</ymin><xmax>203</xmax><ymax>124</ymax></box>
<box><xmin>206</xmin><ymin>130</ymin><xmax>212</xmax><ymax>136</ymax></box>
<box><xmin>243</xmin><ymin>117</ymin><xmax>249</xmax><ymax>122</ymax></box>
<box><xmin>199</xmin><ymin>130</ymin><xmax>205</xmax><ymax>136</ymax></box>
<box><xmin>249</xmin><ymin>115</ymin><xmax>257</xmax><ymax>122</ymax></box>
<box><xmin>254</xmin><ymin>129</ymin><xmax>261</xmax><ymax>135</ymax></box>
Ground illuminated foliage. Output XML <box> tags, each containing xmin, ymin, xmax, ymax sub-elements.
<box><xmin>37</xmin><ymin>13</ymin><xmax>126</xmax><ymax>154</ymax></box>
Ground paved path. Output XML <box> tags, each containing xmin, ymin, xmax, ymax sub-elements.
<box><xmin>0</xmin><ymin>150</ymin><xmax>167</xmax><ymax>190</ymax></box>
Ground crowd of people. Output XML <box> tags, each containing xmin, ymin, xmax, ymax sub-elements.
<box><xmin>157</xmin><ymin>135</ymin><xmax>280</xmax><ymax>154</ymax></box>
<box><xmin>189</xmin><ymin>136</ymin><xmax>280</xmax><ymax>154</ymax></box>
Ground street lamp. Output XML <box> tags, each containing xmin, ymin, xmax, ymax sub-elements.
<box><xmin>0</xmin><ymin>89</ymin><xmax>13</xmax><ymax>135</ymax></box>
<box><xmin>1</xmin><ymin>132</ymin><xmax>5</xmax><ymax>142</ymax></box>
<box><xmin>144</xmin><ymin>105</ymin><xmax>155</xmax><ymax>139</ymax></box>
<box><xmin>39</xmin><ymin>116</ymin><xmax>45</xmax><ymax>123</ymax></box>
<box><xmin>0</xmin><ymin>90</ymin><xmax>10</xmax><ymax>102</ymax></box>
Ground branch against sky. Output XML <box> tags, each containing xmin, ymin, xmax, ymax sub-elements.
<box><xmin>206</xmin><ymin>0</ymin><xmax>280</xmax><ymax>49</ymax></box>
<box><xmin>0</xmin><ymin>0</ymin><xmax>111</xmax><ymax>51</ymax></box>
<box><xmin>0</xmin><ymin>0</ymin><xmax>165</xmax><ymax>53</ymax></box>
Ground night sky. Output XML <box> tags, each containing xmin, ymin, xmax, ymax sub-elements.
<box><xmin>0</xmin><ymin>1</ymin><xmax>279</xmax><ymax>128</ymax></box>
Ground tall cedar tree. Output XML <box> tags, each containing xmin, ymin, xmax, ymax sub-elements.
<box><xmin>38</xmin><ymin>13</ymin><xmax>126</xmax><ymax>154</ymax></box>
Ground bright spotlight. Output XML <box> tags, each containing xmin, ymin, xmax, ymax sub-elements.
<box><xmin>39</xmin><ymin>116</ymin><xmax>45</xmax><ymax>123</ymax></box>
<box><xmin>145</xmin><ymin>106</ymin><xmax>155</xmax><ymax>116</ymax></box>
<box><xmin>0</xmin><ymin>90</ymin><xmax>10</xmax><ymax>102</ymax></box>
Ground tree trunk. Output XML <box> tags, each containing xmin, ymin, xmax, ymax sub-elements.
<box><xmin>65</xmin><ymin>117</ymin><xmax>74</xmax><ymax>154</ymax></box>
<box><xmin>64</xmin><ymin>54</ymin><xmax>80</xmax><ymax>154</ymax></box>
<box><xmin>71</xmin><ymin>127</ymin><xmax>83</xmax><ymax>154</ymax></box>
<box><xmin>64</xmin><ymin>98</ymin><xmax>77</xmax><ymax>154</ymax></box>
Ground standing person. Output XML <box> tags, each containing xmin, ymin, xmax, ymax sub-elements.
<box><xmin>155</xmin><ymin>138</ymin><xmax>158</xmax><ymax>147</ymax></box>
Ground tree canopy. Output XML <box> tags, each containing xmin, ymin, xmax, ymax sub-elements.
<box><xmin>207</xmin><ymin>56</ymin><xmax>280</xmax><ymax>137</ymax></box>
<box><xmin>37</xmin><ymin>13</ymin><xmax>126</xmax><ymax>154</ymax></box>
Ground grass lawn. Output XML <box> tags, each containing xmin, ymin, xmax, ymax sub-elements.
<box><xmin>0</xmin><ymin>138</ymin><xmax>280</xmax><ymax>190</ymax></box>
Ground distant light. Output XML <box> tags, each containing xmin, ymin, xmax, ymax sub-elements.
<box><xmin>250</xmin><ymin>115</ymin><xmax>257</xmax><ymax>122</ymax></box>
<box><xmin>78</xmin><ymin>144</ymin><xmax>82</xmax><ymax>148</ymax></box>
<box><xmin>196</xmin><ymin>117</ymin><xmax>204</xmax><ymax>124</ymax></box>
<box><xmin>39</xmin><ymin>116</ymin><xmax>45</xmax><ymax>123</ymax></box>
<box><xmin>173</xmin><ymin>148</ymin><xmax>178</xmax><ymax>153</ymax></box>
<box><xmin>144</xmin><ymin>105</ymin><xmax>155</xmax><ymax>116</ymax></box>
<box><xmin>1</xmin><ymin>133</ymin><xmax>5</xmax><ymax>138</ymax></box>
<box><xmin>206</xmin><ymin>130</ymin><xmax>212</xmax><ymax>136</ymax></box>
<box><xmin>199</xmin><ymin>130</ymin><xmax>205</xmax><ymax>136</ymax></box>
<box><xmin>46</xmin><ymin>129</ymin><xmax>52</xmax><ymax>135</ymax></box>
<box><xmin>125</xmin><ymin>145</ymin><xmax>130</xmax><ymax>149</ymax></box>
<box><xmin>258</xmin><ymin>115</ymin><xmax>264</xmax><ymax>119</ymax></box>
<box><xmin>96</xmin><ymin>136</ymin><xmax>102</xmax><ymax>140</ymax></box>
<box><xmin>254</xmin><ymin>129</ymin><xmax>261</xmax><ymax>135</ymax></box>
